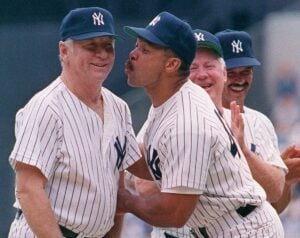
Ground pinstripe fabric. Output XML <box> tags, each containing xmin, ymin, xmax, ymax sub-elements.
<box><xmin>139</xmin><ymin>80</ymin><xmax>285</xmax><ymax>237</ymax></box>
<box><xmin>241</xmin><ymin>107</ymin><xmax>287</xmax><ymax>172</ymax></box>
<box><xmin>150</xmin><ymin>106</ymin><xmax>286</xmax><ymax>238</ymax></box>
<box><xmin>191</xmin><ymin>201</ymin><xmax>284</xmax><ymax>238</ymax></box>
<box><xmin>8</xmin><ymin>77</ymin><xmax>140</xmax><ymax>238</ymax></box>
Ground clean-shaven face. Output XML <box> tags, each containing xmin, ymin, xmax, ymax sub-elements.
<box><xmin>63</xmin><ymin>36</ymin><xmax>115</xmax><ymax>83</ymax></box>
<box><xmin>190</xmin><ymin>48</ymin><xmax>227</xmax><ymax>108</ymax></box>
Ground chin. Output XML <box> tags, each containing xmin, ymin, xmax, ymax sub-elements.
<box><xmin>128</xmin><ymin>78</ymin><xmax>142</xmax><ymax>88</ymax></box>
<box><xmin>127</xmin><ymin>78</ymin><xmax>137</xmax><ymax>87</ymax></box>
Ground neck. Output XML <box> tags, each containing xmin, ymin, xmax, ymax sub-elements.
<box><xmin>60</xmin><ymin>72</ymin><xmax>104</xmax><ymax>121</ymax></box>
<box><xmin>146</xmin><ymin>76</ymin><xmax>187</xmax><ymax>107</ymax></box>
<box><xmin>61</xmin><ymin>71</ymin><xmax>102</xmax><ymax>105</ymax></box>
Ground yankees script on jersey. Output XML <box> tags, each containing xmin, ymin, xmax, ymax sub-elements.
<box><xmin>9</xmin><ymin>77</ymin><xmax>141</xmax><ymax>238</ymax></box>
<box><xmin>141</xmin><ymin>80</ymin><xmax>283</xmax><ymax>237</ymax></box>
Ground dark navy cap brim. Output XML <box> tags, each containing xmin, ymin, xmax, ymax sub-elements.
<box><xmin>68</xmin><ymin>32</ymin><xmax>120</xmax><ymax>41</ymax></box>
<box><xmin>225</xmin><ymin>57</ymin><xmax>261</xmax><ymax>69</ymax></box>
<box><xmin>123</xmin><ymin>26</ymin><xmax>168</xmax><ymax>47</ymax></box>
<box><xmin>197</xmin><ymin>42</ymin><xmax>223</xmax><ymax>57</ymax></box>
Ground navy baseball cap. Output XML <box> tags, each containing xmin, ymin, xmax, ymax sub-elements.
<box><xmin>193</xmin><ymin>29</ymin><xmax>223</xmax><ymax>57</ymax></box>
<box><xmin>59</xmin><ymin>7</ymin><xmax>119</xmax><ymax>41</ymax></box>
<box><xmin>123</xmin><ymin>11</ymin><xmax>196</xmax><ymax>65</ymax></box>
<box><xmin>215</xmin><ymin>29</ymin><xmax>260</xmax><ymax>69</ymax></box>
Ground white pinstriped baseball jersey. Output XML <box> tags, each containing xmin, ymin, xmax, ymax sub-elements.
<box><xmin>223</xmin><ymin>107</ymin><xmax>288</xmax><ymax>172</ymax></box>
<box><xmin>8</xmin><ymin>77</ymin><xmax>141</xmax><ymax>238</ymax></box>
<box><xmin>140</xmin><ymin>80</ymin><xmax>285</xmax><ymax>237</ymax></box>
<box><xmin>149</xmin><ymin>106</ymin><xmax>286</xmax><ymax>238</ymax></box>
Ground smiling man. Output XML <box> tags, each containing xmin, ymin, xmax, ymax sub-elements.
<box><xmin>8</xmin><ymin>7</ymin><xmax>151</xmax><ymax>238</ymax></box>
<box><xmin>216</xmin><ymin>29</ymin><xmax>294</xmax><ymax>206</ymax></box>
<box><xmin>216</xmin><ymin>29</ymin><xmax>300</xmax><ymax>216</ymax></box>
<box><xmin>215</xmin><ymin>30</ymin><xmax>260</xmax><ymax>112</ymax></box>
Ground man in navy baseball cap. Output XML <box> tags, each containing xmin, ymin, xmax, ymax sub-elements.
<box><xmin>215</xmin><ymin>29</ymin><xmax>261</xmax><ymax>111</ymax></box>
<box><xmin>118</xmin><ymin>19</ymin><xmax>286</xmax><ymax>237</ymax></box>
<box><xmin>216</xmin><ymin>29</ymin><xmax>290</xmax><ymax>232</ymax></box>
<box><xmin>123</xmin><ymin>11</ymin><xmax>196</xmax><ymax>66</ymax></box>
<box><xmin>7</xmin><ymin>6</ymin><xmax>156</xmax><ymax>238</ymax></box>
<box><xmin>59</xmin><ymin>7</ymin><xmax>119</xmax><ymax>41</ymax></box>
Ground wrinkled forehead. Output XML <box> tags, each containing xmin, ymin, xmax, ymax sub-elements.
<box><xmin>196</xmin><ymin>47</ymin><xmax>220</xmax><ymax>59</ymax></box>
<box><xmin>76</xmin><ymin>35</ymin><xmax>114</xmax><ymax>43</ymax></box>
<box><xmin>192</xmin><ymin>48</ymin><xmax>221</xmax><ymax>65</ymax></box>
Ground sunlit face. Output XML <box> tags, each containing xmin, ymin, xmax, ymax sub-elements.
<box><xmin>189</xmin><ymin>48</ymin><xmax>227</xmax><ymax>107</ymax></box>
<box><xmin>61</xmin><ymin>36</ymin><xmax>115</xmax><ymax>84</ymax></box>
<box><xmin>125</xmin><ymin>38</ymin><xmax>172</xmax><ymax>89</ymax></box>
<box><xmin>222</xmin><ymin>66</ymin><xmax>253</xmax><ymax>109</ymax></box>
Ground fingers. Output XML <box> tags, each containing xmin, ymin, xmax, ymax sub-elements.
<box><xmin>230</xmin><ymin>101</ymin><xmax>238</xmax><ymax>131</ymax></box>
<box><xmin>284</xmin><ymin>158</ymin><xmax>300</xmax><ymax>185</ymax></box>
<box><xmin>281</xmin><ymin>144</ymin><xmax>296</xmax><ymax>160</ymax></box>
<box><xmin>238</xmin><ymin>109</ymin><xmax>244</xmax><ymax>131</ymax></box>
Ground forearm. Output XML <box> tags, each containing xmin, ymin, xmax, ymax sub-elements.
<box><xmin>119</xmin><ymin>190</ymin><xmax>198</xmax><ymax>228</ymax></box>
<box><xmin>125</xmin><ymin>194</ymin><xmax>181</xmax><ymax>227</ymax></box>
<box><xmin>127</xmin><ymin>158</ymin><xmax>153</xmax><ymax>180</ymax></box>
<box><xmin>17</xmin><ymin>188</ymin><xmax>63</xmax><ymax>238</ymax></box>
<box><xmin>242</xmin><ymin>147</ymin><xmax>285</xmax><ymax>202</ymax></box>
<box><xmin>271</xmin><ymin>183</ymin><xmax>292</xmax><ymax>214</ymax></box>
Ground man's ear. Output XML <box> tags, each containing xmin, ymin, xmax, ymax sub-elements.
<box><xmin>59</xmin><ymin>41</ymin><xmax>68</xmax><ymax>62</ymax></box>
<box><xmin>223</xmin><ymin>66</ymin><xmax>227</xmax><ymax>83</ymax></box>
<box><xmin>165</xmin><ymin>57</ymin><xmax>181</xmax><ymax>73</ymax></box>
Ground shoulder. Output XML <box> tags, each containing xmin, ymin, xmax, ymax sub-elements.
<box><xmin>178</xmin><ymin>81</ymin><xmax>215</xmax><ymax>111</ymax></box>
<box><xmin>175</xmin><ymin>81</ymin><xmax>219</xmax><ymax>131</ymax></box>
<box><xmin>182</xmin><ymin>80</ymin><xmax>210</xmax><ymax>97</ymax></box>
<box><xmin>21</xmin><ymin>78</ymin><xmax>63</xmax><ymax>116</ymax></box>
<box><xmin>244</xmin><ymin>106</ymin><xmax>274</xmax><ymax>127</ymax></box>
<box><xmin>102</xmin><ymin>87</ymin><xmax>129</xmax><ymax>108</ymax></box>
<box><xmin>244</xmin><ymin>106</ymin><xmax>278</xmax><ymax>143</ymax></box>
<box><xmin>102</xmin><ymin>88</ymin><xmax>132</xmax><ymax>121</ymax></box>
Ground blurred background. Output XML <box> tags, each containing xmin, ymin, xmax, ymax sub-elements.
<box><xmin>1</xmin><ymin>1</ymin><xmax>300</xmax><ymax>237</ymax></box>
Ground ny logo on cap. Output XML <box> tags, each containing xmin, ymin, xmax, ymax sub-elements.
<box><xmin>231</xmin><ymin>40</ymin><xmax>243</xmax><ymax>53</ymax></box>
<box><xmin>194</xmin><ymin>32</ymin><xmax>205</xmax><ymax>42</ymax></box>
<box><xmin>92</xmin><ymin>12</ymin><xmax>104</xmax><ymax>26</ymax></box>
<box><xmin>149</xmin><ymin>16</ymin><xmax>161</xmax><ymax>27</ymax></box>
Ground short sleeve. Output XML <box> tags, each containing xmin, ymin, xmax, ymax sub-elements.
<box><xmin>9</xmin><ymin>102</ymin><xmax>62</xmax><ymax>179</ymax></box>
<box><xmin>160</xmin><ymin>128</ymin><xmax>212</xmax><ymax>193</ymax></box>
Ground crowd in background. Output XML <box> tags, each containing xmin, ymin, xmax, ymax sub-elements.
<box><xmin>272</xmin><ymin>62</ymin><xmax>300</xmax><ymax>237</ymax></box>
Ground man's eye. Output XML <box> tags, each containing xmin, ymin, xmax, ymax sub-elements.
<box><xmin>242</xmin><ymin>71</ymin><xmax>252</xmax><ymax>77</ymax></box>
<box><xmin>141</xmin><ymin>47</ymin><xmax>149</xmax><ymax>53</ymax></box>
<box><xmin>105</xmin><ymin>45</ymin><xmax>114</xmax><ymax>52</ymax></box>
<box><xmin>83</xmin><ymin>45</ymin><xmax>96</xmax><ymax>51</ymax></box>
<box><xmin>206</xmin><ymin>64</ymin><xmax>214</xmax><ymax>69</ymax></box>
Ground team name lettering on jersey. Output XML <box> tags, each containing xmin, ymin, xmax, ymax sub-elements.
<box><xmin>250</xmin><ymin>143</ymin><xmax>256</xmax><ymax>153</ymax></box>
<box><xmin>114</xmin><ymin>136</ymin><xmax>127</xmax><ymax>170</ymax></box>
<box><xmin>147</xmin><ymin>145</ymin><xmax>161</xmax><ymax>180</ymax></box>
